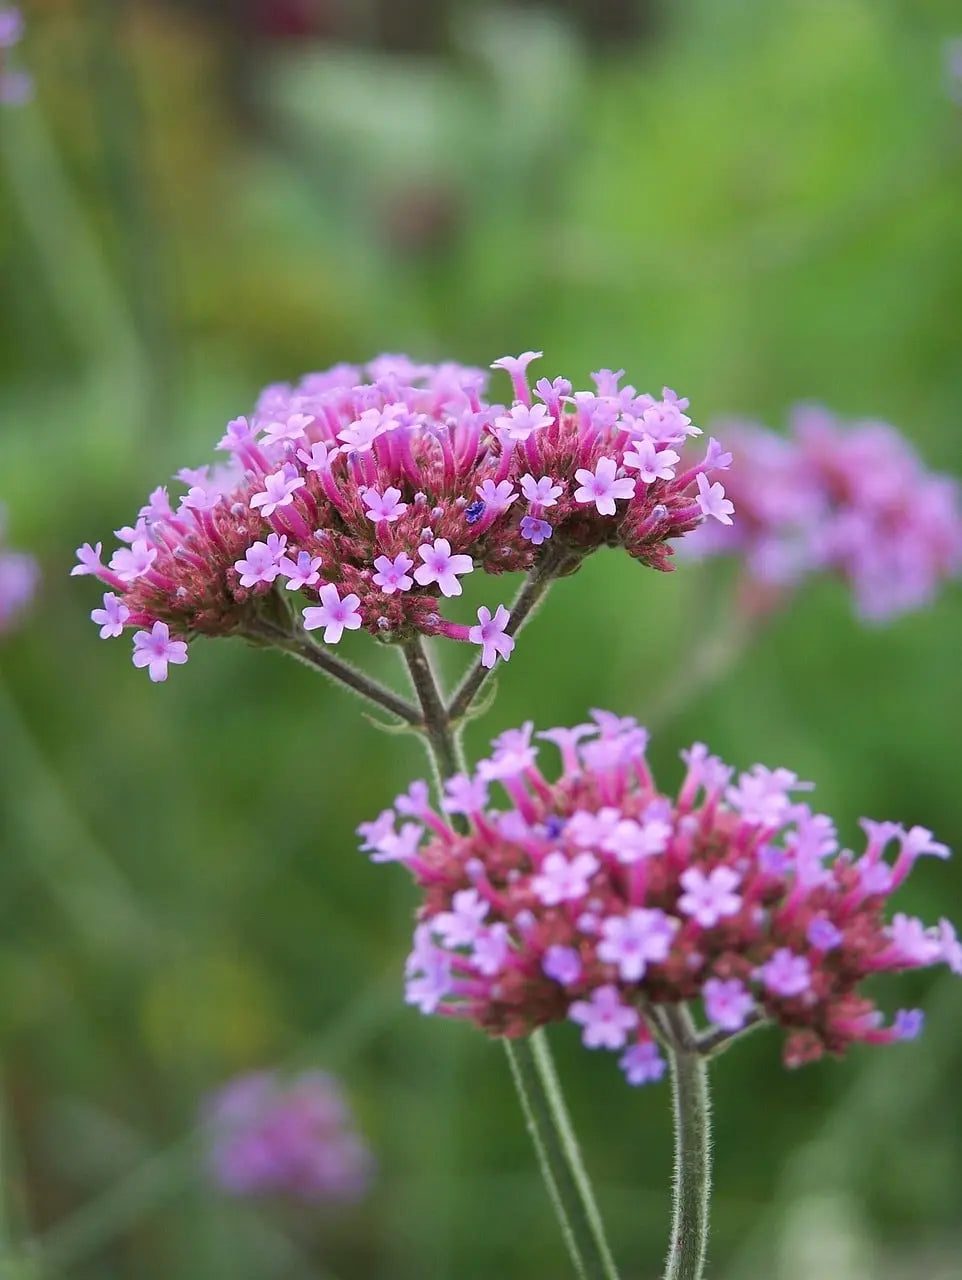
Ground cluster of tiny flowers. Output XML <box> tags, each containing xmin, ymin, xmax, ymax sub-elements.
<box><xmin>201</xmin><ymin>1070</ymin><xmax>373</xmax><ymax>1202</ymax></box>
<box><xmin>0</xmin><ymin>8</ymin><xmax>31</xmax><ymax>104</ymax></box>
<box><xmin>0</xmin><ymin>504</ymin><xmax>38</xmax><ymax>633</ymax></box>
<box><xmin>72</xmin><ymin>353</ymin><xmax>734</xmax><ymax>680</ymax></box>
<box><xmin>359</xmin><ymin>713</ymin><xmax>960</xmax><ymax>1086</ymax></box>
<box><xmin>686</xmin><ymin>404</ymin><xmax>962</xmax><ymax>621</ymax></box>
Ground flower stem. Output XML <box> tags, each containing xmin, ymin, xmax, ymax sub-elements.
<box><xmin>695</xmin><ymin>1011</ymin><xmax>765</xmax><ymax>1058</ymax></box>
<box><xmin>505</xmin><ymin>1036</ymin><xmax>619</xmax><ymax>1280</ymax></box>
<box><xmin>400</xmin><ymin>637</ymin><xmax>620</xmax><ymax>1280</ymax></box>
<box><xmin>248</xmin><ymin>618</ymin><xmax>422</xmax><ymax>726</ymax></box>
<box><xmin>662</xmin><ymin>1007</ymin><xmax>711</xmax><ymax>1280</ymax></box>
<box><xmin>401</xmin><ymin>639</ymin><xmax>463</xmax><ymax>783</ymax></box>
<box><xmin>446</xmin><ymin>548</ymin><xmax>572</xmax><ymax>722</ymax></box>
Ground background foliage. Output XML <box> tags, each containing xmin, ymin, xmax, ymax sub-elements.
<box><xmin>2</xmin><ymin>1</ymin><xmax>962</xmax><ymax>1276</ymax></box>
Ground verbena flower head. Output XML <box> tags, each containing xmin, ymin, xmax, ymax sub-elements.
<box><xmin>0</xmin><ymin>504</ymin><xmax>39</xmax><ymax>633</ymax></box>
<box><xmin>0</xmin><ymin>8</ymin><xmax>31</xmax><ymax>104</ymax></box>
<box><xmin>201</xmin><ymin>1070</ymin><xmax>373</xmax><ymax>1201</ymax></box>
<box><xmin>73</xmin><ymin>354</ymin><xmax>734</xmax><ymax>679</ymax></box>
<box><xmin>361</xmin><ymin>713</ymin><xmax>960</xmax><ymax>1085</ymax></box>
<box><xmin>686</xmin><ymin>405</ymin><xmax>962</xmax><ymax>621</ymax></box>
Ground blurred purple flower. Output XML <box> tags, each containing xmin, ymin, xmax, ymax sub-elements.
<box><xmin>0</xmin><ymin>505</ymin><xmax>38</xmax><ymax>633</ymax></box>
<box><xmin>0</xmin><ymin>7</ymin><xmax>32</xmax><ymax>105</ymax></box>
<box><xmin>685</xmin><ymin>405</ymin><xmax>962</xmax><ymax>622</ymax></box>
<box><xmin>202</xmin><ymin>1070</ymin><xmax>373</xmax><ymax>1202</ymax></box>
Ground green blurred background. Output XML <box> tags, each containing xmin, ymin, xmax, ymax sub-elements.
<box><xmin>2</xmin><ymin>1</ymin><xmax>962</xmax><ymax>1276</ymax></box>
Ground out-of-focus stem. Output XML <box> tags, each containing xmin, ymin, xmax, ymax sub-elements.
<box><xmin>0</xmin><ymin>90</ymin><xmax>142</xmax><ymax>373</ymax></box>
<box><xmin>646</xmin><ymin>568</ymin><xmax>779</xmax><ymax>734</ymax></box>
<box><xmin>662</xmin><ymin>1006</ymin><xmax>711</xmax><ymax>1280</ymax></box>
<box><xmin>0</xmin><ymin>1073</ymin><xmax>12</xmax><ymax>1265</ymax></box>
<box><xmin>87</xmin><ymin>0</ymin><xmax>179</xmax><ymax>448</ymax></box>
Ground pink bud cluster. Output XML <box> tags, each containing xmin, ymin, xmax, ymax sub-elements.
<box><xmin>202</xmin><ymin>1070</ymin><xmax>373</xmax><ymax>1202</ymax></box>
<box><xmin>686</xmin><ymin>404</ymin><xmax>962</xmax><ymax>621</ymax></box>
<box><xmin>360</xmin><ymin>713</ymin><xmax>960</xmax><ymax>1086</ymax></box>
<box><xmin>0</xmin><ymin>503</ymin><xmax>38</xmax><ymax>633</ymax></box>
<box><xmin>0</xmin><ymin>8</ymin><xmax>31</xmax><ymax>104</ymax></box>
<box><xmin>73</xmin><ymin>353</ymin><xmax>734</xmax><ymax>680</ymax></box>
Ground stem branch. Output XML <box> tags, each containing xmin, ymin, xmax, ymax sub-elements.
<box><xmin>248</xmin><ymin>619</ymin><xmax>421</xmax><ymax>726</ymax></box>
<box><xmin>447</xmin><ymin>549</ymin><xmax>569</xmax><ymax>722</ymax></box>
<box><xmin>694</xmin><ymin>1012</ymin><xmax>765</xmax><ymax>1058</ymax></box>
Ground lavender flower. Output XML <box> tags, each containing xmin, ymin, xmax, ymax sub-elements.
<box><xmin>686</xmin><ymin>405</ymin><xmax>962</xmax><ymax>621</ymax></box>
<box><xmin>0</xmin><ymin>504</ymin><xmax>38</xmax><ymax>632</ymax></box>
<box><xmin>360</xmin><ymin>712</ymin><xmax>959</xmax><ymax>1085</ymax></box>
<box><xmin>72</xmin><ymin>354</ymin><xmax>734</xmax><ymax>680</ymax></box>
<box><xmin>202</xmin><ymin>1070</ymin><xmax>373</xmax><ymax>1202</ymax></box>
<box><xmin>0</xmin><ymin>7</ymin><xmax>31</xmax><ymax>104</ymax></box>
<box><xmin>131</xmin><ymin>621</ymin><xmax>188</xmax><ymax>682</ymax></box>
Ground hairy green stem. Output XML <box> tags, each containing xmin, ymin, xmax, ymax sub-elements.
<box><xmin>400</xmin><ymin>638</ymin><xmax>620</xmax><ymax>1280</ymax></box>
<box><xmin>662</xmin><ymin>1007</ymin><xmax>711</xmax><ymax>1280</ymax></box>
<box><xmin>401</xmin><ymin>639</ymin><xmax>463</xmax><ymax>782</ymax></box>
<box><xmin>505</xmin><ymin>1037</ymin><xmax>619</xmax><ymax>1280</ymax></box>
<box><xmin>529</xmin><ymin>1031</ymin><xmax>621</xmax><ymax>1278</ymax></box>
<box><xmin>248</xmin><ymin>618</ymin><xmax>422</xmax><ymax>725</ymax></box>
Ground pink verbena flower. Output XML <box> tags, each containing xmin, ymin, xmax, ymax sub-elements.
<box><xmin>0</xmin><ymin>503</ymin><xmax>39</xmax><ymax>633</ymax></box>
<box><xmin>72</xmin><ymin>355</ymin><xmax>732</xmax><ymax>679</ymax></box>
<box><xmin>91</xmin><ymin>592</ymin><xmax>130</xmax><ymax>638</ymax></box>
<box><xmin>685</xmin><ymin>405</ymin><xmax>962</xmax><ymax>621</ymax></box>
<box><xmin>303</xmin><ymin>583</ymin><xmax>362</xmax><ymax>643</ymax></box>
<box><xmin>131</xmin><ymin>621</ymin><xmax>188</xmax><ymax>681</ymax></box>
<box><xmin>361</xmin><ymin>712</ymin><xmax>958</xmax><ymax>1085</ymax></box>
<box><xmin>467</xmin><ymin>604</ymin><xmax>514</xmax><ymax>669</ymax></box>
<box><xmin>0</xmin><ymin>8</ymin><xmax>31</xmax><ymax>104</ymax></box>
<box><xmin>201</xmin><ymin>1070</ymin><xmax>373</xmax><ymax>1202</ymax></box>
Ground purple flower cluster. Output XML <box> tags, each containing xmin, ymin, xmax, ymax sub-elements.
<box><xmin>0</xmin><ymin>504</ymin><xmax>38</xmax><ymax>633</ymax></box>
<box><xmin>202</xmin><ymin>1070</ymin><xmax>373</xmax><ymax>1202</ymax></box>
<box><xmin>0</xmin><ymin>8</ymin><xmax>31</xmax><ymax>104</ymax></box>
<box><xmin>686</xmin><ymin>404</ymin><xmax>962</xmax><ymax>621</ymax></box>
<box><xmin>72</xmin><ymin>353</ymin><xmax>734</xmax><ymax>680</ymax></box>
<box><xmin>360</xmin><ymin>713</ymin><xmax>960</xmax><ymax>1085</ymax></box>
